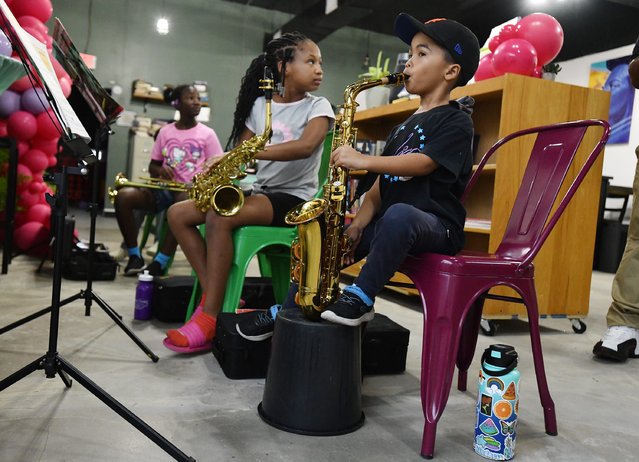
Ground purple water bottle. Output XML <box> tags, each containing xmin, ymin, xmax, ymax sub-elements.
<box><xmin>134</xmin><ymin>270</ymin><xmax>154</xmax><ymax>320</ymax></box>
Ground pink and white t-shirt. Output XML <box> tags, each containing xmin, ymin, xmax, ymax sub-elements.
<box><xmin>151</xmin><ymin>122</ymin><xmax>224</xmax><ymax>183</ymax></box>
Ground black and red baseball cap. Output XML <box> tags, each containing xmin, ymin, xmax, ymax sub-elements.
<box><xmin>394</xmin><ymin>13</ymin><xmax>480</xmax><ymax>86</ymax></box>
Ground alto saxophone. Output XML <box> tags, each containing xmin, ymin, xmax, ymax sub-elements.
<box><xmin>189</xmin><ymin>70</ymin><xmax>274</xmax><ymax>215</ymax></box>
<box><xmin>285</xmin><ymin>73</ymin><xmax>406</xmax><ymax>319</ymax></box>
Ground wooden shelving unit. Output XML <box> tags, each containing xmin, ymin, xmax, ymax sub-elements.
<box><xmin>343</xmin><ymin>73</ymin><xmax>610</xmax><ymax>320</ymax></box>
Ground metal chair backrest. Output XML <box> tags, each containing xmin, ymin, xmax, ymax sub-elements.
<box><xmin>462</xmin><ymin>119</ymin><xmax>610</xmax><ymax>267</ymax></box>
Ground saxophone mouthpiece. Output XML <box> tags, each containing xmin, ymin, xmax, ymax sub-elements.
<box><xmin>383</xmin><ymin>73</ymin><xmax>406</xmax><ymax>86</ymax></box>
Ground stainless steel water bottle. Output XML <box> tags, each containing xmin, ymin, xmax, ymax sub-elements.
<box><xmin>474</xmin><ymin>344</ymin><xmax>520</xmax><ymax>460</ymax></box>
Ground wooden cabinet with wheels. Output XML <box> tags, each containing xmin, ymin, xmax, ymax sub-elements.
<box><xmin>343</xmin><ymin>73</ymin><xmax>610</xmax><ymax>322</ymax></box>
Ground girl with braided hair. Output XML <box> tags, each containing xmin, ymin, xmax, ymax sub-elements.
<box><xmin>165</xmin><ymin>32</ymin><xmax>334</xmax><ymax>353</ymax></box>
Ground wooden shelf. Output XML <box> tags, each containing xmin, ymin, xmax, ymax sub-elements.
<box><xmin>351</xmin><ymin>73</ymin><xmax>610</xmax><ymax>319</ymax></box>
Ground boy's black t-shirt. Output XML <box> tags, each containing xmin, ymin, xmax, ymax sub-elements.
<box><xmin>374</xmin><ymin>102</ymin><xmax>474</xmax><ymax>251</ymax></box>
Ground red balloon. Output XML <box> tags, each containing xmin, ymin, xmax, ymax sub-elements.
<box><xmin>492</xmin><ymin>39</ymin><xmax>538</xmax><ymax>77</ymax></box>
<box><xmin>14</xmin><ymin>210</ymin><xmax>29</xmax><ymax>228</ymax></box>
<box><xmin>22</xmin><ymin>148</ymin><xmax>48</xmax><ymax>174</ymax></box>
<box><xmin>515</xmin><ymin>13</ymin><xmax>564</xmax><ymax>66</ymax></box>
<box><xmin>17</xmin><ymin>16</ymin><xmax>48</xmax><ymax>36</ymax></box>
<box><xmin>25</xmin><ymin>203</ymin><xmax>51</xmax><ymax>225</ymax></box>
<box><xmin>44</xmin><ymin>34</ymin><xmax>53</xmax><ymax>51</ymax></box>
<box><xmin>31</xmin><ymin>137</ymin><xmax>59</xmax><ymax>155</ymax></box>
<box><xmin>36</xmin><ymin>110</ymin><xmax>62</xmax><ymax>140</ymax></box>
<box><xmin>10</xmin><ymin>0</ymin><xmax>53</xmax><ymax>24</ymax></box>
<box><xmin>58</xmin><ymin>75</ymin><xmax>72</xmax><ymax>98</ymax></box>
<box><xmin>474</xmin><ymin>53</ymin><xmax>496</xmax><ymax>82</ymax></box>
<box><xmin>16</xmin><ymin>163</ymin><xmax>33</xmax><ymax>192</ymax></box>
<box><xmin>499</xmin><ymin>24</ymin><xmax>518</xmax><ymax>41</ymax></box>
<box><xmin>0</xmin><ymin>119</ymin><xmax>7</xmax><ymax>137</ymax></box>
<box><xmin>13</xmin><ymin>221</ymin><xmax>49</xmax><ymax>252</ymax></box>
<box><xmin>488</xmin><ymin>35</ymin><xmax>502</xmax><ymax>53</ymax></box>
<box><xmin>7</xmin><ymin>110</ymin><xmax>38</xmax><ymax>141</ymax></box>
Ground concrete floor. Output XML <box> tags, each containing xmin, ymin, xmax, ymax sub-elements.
<box><xmin>0</xmin><ymin>209</ymin><xmax>638</xmax><ymax>462</ymax></box>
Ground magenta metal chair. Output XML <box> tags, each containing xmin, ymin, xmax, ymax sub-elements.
<box><xmin>400</xmin><ymin>119</ymin><xmax>610</xmax><ymax>459</ymax></box>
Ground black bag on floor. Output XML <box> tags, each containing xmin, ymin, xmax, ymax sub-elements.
<box><xmin>362</xmin><ymin>313</ymin><xmax>410</xmax><ymax>375</ymax></box>
<box><xmin>152</xmin><ymin>275</ymin><xmax>196</xmax><ymax>322</ymax></box>
<box><xmin>62</xmin><ymin>242</ymin><xmax>118</xmax><ymax>281</ymax></box>
<box><xmin>212</xmin><ymin>312</ymin><xmax>272</xmax><ymax>379</ymax></box>
<box><xmin>241</xmin><ymin>277</ymin><xmax>276</xmax><ymax>309</ymax></box>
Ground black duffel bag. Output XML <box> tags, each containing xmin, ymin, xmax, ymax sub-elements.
<box><xmin>62</xmin><ymin>242</ymin><xmax>118</xmax><ymax>281</ymax></box>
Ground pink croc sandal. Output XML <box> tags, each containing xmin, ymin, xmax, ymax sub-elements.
<box><xmin>163</xmin><ymin>312</ymin><xmax>213</xmax><ymax>354</ymax></box>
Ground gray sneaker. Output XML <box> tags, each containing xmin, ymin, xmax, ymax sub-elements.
<box><xmin>320</xmin><ymin>291</ymin><xmax>374</xmax><ymax>327</ymax></box>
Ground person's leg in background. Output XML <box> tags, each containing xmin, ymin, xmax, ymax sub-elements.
<box><xmin>594</xmin><ymin>146</ymin><xmax>639</xmax><ymax>361</ymax></box>
<box><xmin>114</xmin><ymin>186</ymin><xmax>156</xmax><ymax>276</ymax></box>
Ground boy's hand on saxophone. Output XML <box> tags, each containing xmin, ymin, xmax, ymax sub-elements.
<box><xmin>342</xmin><ymin>224</ymin><xmax>363</xmax><ymax>266</ymax></box>
<box><xmin>331</xmin><ymin>145</ymin><xmax>368</xmax><ymax>170</ymax></box>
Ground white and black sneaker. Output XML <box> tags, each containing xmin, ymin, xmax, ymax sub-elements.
<box><xmin>593</xmin><ymin>326</ymin><xmax>639</xmax><ymax>362</ymax></box>
<box><xmin>321</xmin><ymin>292</ymin><xmax>374</xmax><ymax>327</ymax></box>
<box><xmin>236</xmin><ymin>310</ymin><xmax>275</xmax><ymax>341</ymax></box>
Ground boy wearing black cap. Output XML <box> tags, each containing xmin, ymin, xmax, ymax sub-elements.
<box><xmin>320</xmin><ymin>13</ymin><xmax>480</xmax><ymax>326</ymax></box>
<box><xmin>237</xmin><ymin>13</ymin><xmax>480</xmax><ymax>338</ymax></box>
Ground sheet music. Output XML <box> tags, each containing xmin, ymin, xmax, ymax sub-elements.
<box><xmin>0</xmin><ymin>0</ymin><xmax>90</xmax><ymax>141</ymax></box>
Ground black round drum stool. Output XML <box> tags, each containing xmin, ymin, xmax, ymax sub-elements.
<box><xmin>258</xmin><ymin>308</ymin><xmax>365</xmax><ymax>435</ymax></box>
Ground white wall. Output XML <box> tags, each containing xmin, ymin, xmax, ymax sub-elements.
<box><xmin>556</xmin><ymin>43</ymin><xmax>637</xmax><ymax>188</ymax></box>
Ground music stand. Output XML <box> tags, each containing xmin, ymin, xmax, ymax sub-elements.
<box><xmin>0</xmin><ymin>7</ymin><xmax>194</xmax><ymax>461</ymax></box>
<box><xmin>0</xmin><ymin>19</ymin><xmax>159</xmax><ymax>361</ymax></box>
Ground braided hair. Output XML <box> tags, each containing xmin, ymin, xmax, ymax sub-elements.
<box><xmin>226</xmin><ymin>31</ymin><xmax>309</xmax><ymax>149</ymax></box>
<box><xmin>163</xmin><ymin>84</ymin><xmax>194</xmax><ymax>108</ymax></box>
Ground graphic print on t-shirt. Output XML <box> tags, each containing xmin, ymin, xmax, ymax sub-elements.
<box><xmin>271</xmin><ymin>120</ymin><xmax>295</xmax><ymax>144</ymax></box>
<box><xmin>383</xmin><ymin>122</ymin><xmax>427</xmax><ymax>183</ymax></box>
<box><xmin>161</xmin><ymin>138</ymin><xmax>205</xmax><ymax>178</ymax></box>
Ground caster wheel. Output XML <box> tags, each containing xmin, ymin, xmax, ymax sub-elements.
<box><xmin>571</xmin><ymin>319</ymin><xmax>587</xmax><ymax>334</ymax></box>
<box><xmin>480</xmin><ymin>318</ymin><xmax>497</xmax><ymax>336</ymax></box>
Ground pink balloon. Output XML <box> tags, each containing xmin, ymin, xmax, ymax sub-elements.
<box><xmin>488</xmin><ymin>35</ymin><xmax>502</xmax><ymax>53</ymax></box>
<box><xmin>14</xmin><ymin>210</ymin><xmax>29</xmax><ymax>228</ymax></box>
<box><xmin>13</xmin><ymin>221</ymin><xmax>48</xmax><ymax>252</ymax></box>
<box><xmin>31</xmin><ymin>137</ymin><xmax>59</xmax><ymax>156</ymax></box>
<box><xmin>44</xmin><ymin>34</ymin><xmax>53</xmax><ymax>51</ymax></box>
<box><xmin>47</xmin><ymin>153</ymin><xmax>57</xmax><ymax>167</ymax></box>
<box><xmin>17</xmin><ymin>141</ymin><xmax>29</xmax><ymax>157</ymax></box>
<box><xmin>17</xmin><ymin>16</ymin><xmax>48</xmax><ymax>36</ymax></box>
<box><xmin>492</xmin><ymin>39</ymin><xmax>538</xmax><ymax>77</ymax></box>
<box><xmin>7</xmin><ymin>110</ymin><xmax>38</xmax><ymax>141</ymax></box>
<box><xmin>532</xmin><ymin>66</ymin><xmax>543</xmax><ymax>78</ymax></box>
<box><xmin>515</xmin><ymin>13</ymin><xmax>564</xmax><ymax>66</ymax></box>
<box><xmin>50</xmin><ymin>55</ymin><xmax>69</xmax><ymax>79</ymax></box>
<box><xmin>25</xmin><ymin>203</ymin><xmax>50</xmax><ymax>225</ymax></box>
<box><xmin>36</xmin><ymin>110</ymin><xmax>62</xmax><ymax>140</ymax></box>
<box><xmin>499</xmin><ymin>24</ymin><xmax>518</xmax><ymax>41</ymax></box>
<box><xmin>474</xmin><ymin>53</ymin><xmax>496</xmax><ymax>82</ymax></box>
<box><xmin>10</xmin><ymin>75</ymin><xmax>36</xmax><ymax>93</ymax></box>
<box><xmin>0</xmin><ymin>120</ymin><xmax>7</xmax><ymax>137</ymax></box>
<box><xmin>10</xmin><ymin>0</ymin><xmax>53</xmax><ymax>24</ymax></box>
<box><xmin>18</xmin><ymin>189</ymin><xmax>41</xmax><ymax>208</ymax></box>
<box><xmin>22</xmin><ymin>148</ymin><xmax>48</xmax><ymax>174</ymax></box>
<box><xmin>58</xmin><ymin>75</ymin><xmax>72</xmax><ymax>98</ymax></box>
<box><xmin>17</xmin><ymin>163</ymin><xmax>33</xmax><ymax>193</ymax></box>
<box><xmin>28</xmin><ymin>179</ymin><xmax>46</xmax><ymax>194</ymax></box>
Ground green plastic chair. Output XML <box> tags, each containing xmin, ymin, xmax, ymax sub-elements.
<box><xmin>185</xmin><ymin>131</ymin><xmax>333</xmax><ymax>319</ymax></box>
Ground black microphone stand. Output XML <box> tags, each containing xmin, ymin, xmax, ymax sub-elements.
<box><xmin>0</xmin><ymin>161</ymin><xmax>194</xmax><ymax>462</ymax></box>
<box><xmin>0</xmin><ymin>124</ymin><xmax>159</xmax><ymax>363</ymax></box>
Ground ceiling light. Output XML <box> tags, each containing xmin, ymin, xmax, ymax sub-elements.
<box><xmin>156</xmin><ymin>17</ymin><xmax>169</xmax><ymax>35</ymax></box>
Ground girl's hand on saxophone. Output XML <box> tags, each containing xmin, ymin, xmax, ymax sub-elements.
<box><xmin>158</xmin><ymin>165</ymin><xmax>175</xmax><ymax>180</ymax></box>
<box><xmin>330</xmin><ymin>145</ymin><xmax>368</xmax><ymax>170</ymax></box>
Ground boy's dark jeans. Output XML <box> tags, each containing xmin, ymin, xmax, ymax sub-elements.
<box><xmin>284</xmin><ymin>203</ymin><xmax>456</xmax><ymax>307</ymax></box>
